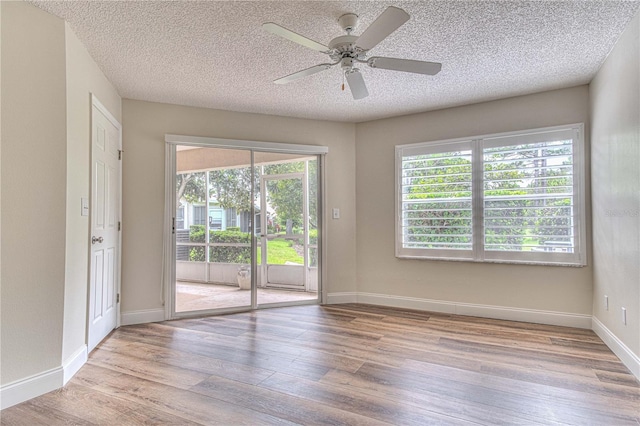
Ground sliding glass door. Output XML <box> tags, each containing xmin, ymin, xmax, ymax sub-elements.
<box><xmin>174</xmin><ymin>146</ymin><xmax>253</xmax><ymax>313</ymax></box>
<box><xmin>171</xmin><ymin>144</ymin><xmax>321</xmax><ymax>317</ymax></box>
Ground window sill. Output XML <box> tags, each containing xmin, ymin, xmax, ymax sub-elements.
<box><xmin>395</xmin><ymin>254</ymin><xmax>586</xmax><ymax>267</ymax></box>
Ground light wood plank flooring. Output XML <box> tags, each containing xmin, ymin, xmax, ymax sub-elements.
<box><xmin>2</xmin><ymin>304</ymin><xmax>639</xmax><ymax>425</ymax></box>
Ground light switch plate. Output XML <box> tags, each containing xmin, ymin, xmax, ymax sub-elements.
<box><xmin>332</xmin><ymin>208</ymin><xmax>340</xmax><ymax>219</ymax></box>
<box><xmin>81</xmin><ymin>197</ymin><xmax>89</xmax><ymax>216</ymax></box>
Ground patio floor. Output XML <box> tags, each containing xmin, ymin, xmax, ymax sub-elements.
<box><xmin>176</xmin><ymin>281</ymin><xmax>318</xmax><ymax>312</ymax></box>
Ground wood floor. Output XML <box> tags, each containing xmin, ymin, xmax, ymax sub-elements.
<box><xmin>2</xmin><ymin>304</ymin><xmax>639</xmax><ymax>425</ymax></box>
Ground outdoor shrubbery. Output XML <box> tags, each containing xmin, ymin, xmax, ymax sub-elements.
<box><xmin>188</xmin><ymin>247</ymin><xmax>205</xmax><ymax>262</ymax></box>
<box><xmin>210</xmin><ymin>229</ymin><xmax>251</xmax><ymax>264</ymax></box>
<box><xmin>187</xmin><ymin>225</ymin><xmax>317</xmax><ymax>264</ymax></box>
<box><xmin>188</xmin><ymin>226</ymin><xmax>250</xmax><ymax>263</ymax></box>
<box><xmin>189</xmin><ymin>225</ymin><xmax>206</xmax><ymax>243</ymax></box>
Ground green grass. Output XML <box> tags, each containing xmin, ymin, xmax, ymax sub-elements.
<box><xmin>257</xmin><ymin>238</ymin><xmax>303</xmax><ymax>265</ymax></box>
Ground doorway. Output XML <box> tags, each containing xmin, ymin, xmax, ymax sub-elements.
<box><xmin>88</xmin><ymin>96</ymin><xmax>122</xmax><ymax>351</ymax></box>
<box><xmin>168</xmin><ymin>141</ymin><xmax>324</xmax><ymax>317</ymax></box>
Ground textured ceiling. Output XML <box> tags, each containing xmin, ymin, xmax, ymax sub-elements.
<box><xmin>30</xmin><ymin>1</ymin><xmax>639</xmax><ymax>122</ymax></box>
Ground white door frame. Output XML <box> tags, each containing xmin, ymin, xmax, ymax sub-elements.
<box><xmin>88</xmin><ymin>94</ymin><xmax>122</xmax><ymax>350</ymax></box>
<box><xmin>163</xmin><ymin>135</ymin><xmax>328</xmax><ymax>320</ymax></box>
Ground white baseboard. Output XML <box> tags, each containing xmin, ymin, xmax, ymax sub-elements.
<box><xmin>453</xmin><ymin>301</ymin><xmax>592</xmax><ymax>329</ymax></box>
<box><xmin>62</xmin><ymin>345</ymin><xmax>87</xmax><ymax>385</ymax></box>
<box><xmin>0</xmin><ymin>344</ymin><xmax>89</xmax><ymax>410</ymax></box>
<box><xmin>357</xmin><ymin>292</ymin><xmax>457</xmax><ymax>314</ymax></box>
<box><xmin>326</xmin><ymin>292</ymin><xmax>358</xmax><ymax>304</ymax></box>
<box><xmin>327</xmin><ymin>292</ymin><xmax>592</xmax><ymax>329</ymax></box>
<box><xmin>121</xmin><ymin>308</ymin><xmax>166</xmax><ymax>326</ymax></box>
<box><xmin>1</xmin><ymin>309</ymin><xmax>164</xmax><ymax>409</ymax></box>
<box><xmin>592</xmin><ymin>317</ymin><xmax>640</xmax><ymax>380</ymax></box>
<box><xmin>0</xmin><ymin>367</ymin><xmax>62</xmax><ymax>410</ymax></box>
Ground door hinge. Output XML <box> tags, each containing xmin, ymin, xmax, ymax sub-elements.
<box><xmin>117</xmin><ymin>293</ymin><xmax>120</xmax><ymax>303</ymax></box>
<box><xmin>118</xmin><ymin>221</ymin><xmax>121</xmax><ymax>231</ymax></box>
<box><xmin>118</xmin><ymin>149</ymin><xmax>123</xmax><ymax>160</ymax></box>
<box><xmin>172</xmin><ymin>217</ymin><xmax>176</xmax><ymax>234</ymax></box>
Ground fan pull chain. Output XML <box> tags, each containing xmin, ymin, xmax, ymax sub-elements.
<box><xmin>341</xmin><ymin>72</ymin><xmax>345</xmax><ymax>91</ymax></box>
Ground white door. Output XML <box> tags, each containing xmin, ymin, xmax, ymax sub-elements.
<box><xmin>88</xmin><ymin>98</ymin><xmax>121</xmax><ymax>352</ymax></box>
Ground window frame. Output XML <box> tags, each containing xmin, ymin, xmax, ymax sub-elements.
<box><xmin>395</xmin><ymin>123</ymin><xmax>586</xmax><ymax>266</ymax></box>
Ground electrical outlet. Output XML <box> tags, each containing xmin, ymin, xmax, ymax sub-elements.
<box><xmin>604</xmin><ymin>295</ymin><xmax>609</xmax><ymax>311</ymax></box>
<box><xmin>622</xmin><ymin>307</ymin><xmax>627</xmax><ymax>325</ymax></box>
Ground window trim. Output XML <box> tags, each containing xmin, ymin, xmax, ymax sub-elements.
<box><xmin>395</xmin><ymin>123</ymin><xmax>586</xmax><ymax>266</ymax></box>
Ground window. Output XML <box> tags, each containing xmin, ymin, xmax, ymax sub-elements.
<box><xmin>193</xmin><ymin>205</ymin><xmax>206</xmax><ymax>226</ymax></box>
<box><xmin>225</xmin><ymin>208</ymin><xmax>237</xmax><ymax>228</ymax></box>
<box><xmin>396</xmin><ymin>124</ymin><xmax>585</xmax><ymax>266</ymax></box>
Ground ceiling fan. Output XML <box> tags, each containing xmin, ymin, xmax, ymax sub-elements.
<box><xmin>262</xmin><ymin>6</ymin><xmax>442</xmax><ymax>100</ymax></box>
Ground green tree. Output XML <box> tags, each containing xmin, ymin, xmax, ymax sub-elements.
<box><xmin>264</xmin><ymin>160</ymin><xmax>317</xmax><ymax>232</ymax></box>
<box><xmin>527</xmin><ymin>144</ymin><xmax>574</xmax><ymax>247</ymax></box>
<box><xmin>482</xmin><ymin>150</ymin><xmax>529</xmax><ymax>250</ymax></box>
<box><xmin>176</xmin><ymin>172</ymin><xmax>206</xmax><ymax>208</ymax></box>
<box><xmin>208</xmin><ymin>167</ymin><xmax>257</xmax><ymax>212</ymax></box>
<box><xmin>404</xmin><ymin>150</ymin><xmax>530</xmax><ymax>250</ymax></box>
<box><xmin>484</xmin><ymin>142</ymin><xmax>573</xmax><ymax>250</ymax></box>
<box><xmin>404</xmin><ymin>152</ymin><xmax>473</xmax><ymax>249</ymax></box>
<box><xmin>404</xmin><ymin>142</ymin><xmax>574</xmax><ymax>252</ymax></box>
<box><xmin>178</xmin><ymin>160</ymin><xmax>318</xmax><ymax>235</ymax></box>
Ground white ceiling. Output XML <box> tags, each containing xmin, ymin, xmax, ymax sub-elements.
<box><xmin>31</xmin><ymin>1</ymin><xmax>639</xmax><ymax>123</ymax></box>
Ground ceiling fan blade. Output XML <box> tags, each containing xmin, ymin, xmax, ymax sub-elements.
<box><xmin>355</xmin><ymin>6</ymin><xmax>410</xmax><ymax>51</ymax></box>
<box><xmin>274</xmin><ymin>63</ymin><xmax>333</xmax><ymax>84</ymax></box>
<box><xmin>262</xmin><ymin>22</ymin><xmax>329</xmax><ymax>53</ymax></box>
<box><xmin>368</xmin><ymin>57</ymin><xmax>442</xmax><ymax>75</ymax></box>
<box><xmin>346</xmin><ymin>70</ymin><xmax>369</xmax><ymax>100</ymax></box>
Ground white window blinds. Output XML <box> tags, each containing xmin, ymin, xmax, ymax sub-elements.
<box><xmin>396</xmin><ymin>125</ymin><xmax>585</xmax><ymax>266</ymax></box>
<box><xmin>399</xmin><ymin>142</ymin><xmax>474</xmax><ymax>260</ymax></box>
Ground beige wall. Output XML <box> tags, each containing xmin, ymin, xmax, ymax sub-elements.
<box><xmin>63</xmin><ymin>24</ymin><xmax>121</xmax><ymax>363</ymax></box>
<box><xmin>355</xmin><ymin>86</ymin><xmax>593</xmax><ymax>314</ymax></box>
<box><xmin>0</xmin><ymin>1</ymin><xmax>67</xmax><ymax>384</ymax></box>
<box><xmin>0</xmin><ymin>1</ymin><xmax>121</xmax><ymax>388</ymax></box>
<box><xmin>590</xmin><ymin>12</ymin><xmax>639</xmax><ymax>358</ymax></box>
<box><xmin>121</xmin><ymin>100</ymin><xmax>356</xmax><ymax>313</ymax></box>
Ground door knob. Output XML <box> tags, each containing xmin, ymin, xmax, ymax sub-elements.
<box><xmin>92</xmin><ymin>236</ymin><xmax>104</xmax><ymax>244</ymax></box>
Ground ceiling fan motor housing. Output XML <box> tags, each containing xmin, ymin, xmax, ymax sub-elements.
<box><xmin>328</xmin><ymin>35</ymin><xmax>358</xmax><ymax>52</ymax></box>
<box><xmin>328</xmin><ymin>35</ymin><xmax>362</xmax><ymax>62</ymax></box>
